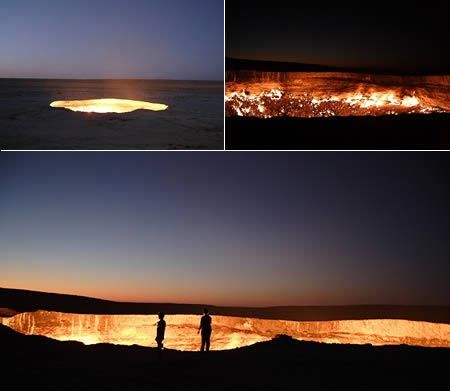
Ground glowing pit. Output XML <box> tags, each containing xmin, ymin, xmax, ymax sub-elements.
<box><xmin>50</xmin><ymin>98</ymin><xmax>168</xmax><ymax>114</ymax></box>
<box><xmin>225</xmin><ymin>72</ymin><xmax>450</xmax><ymax>118</ymax></box>
<box><xmin>2</xmin><ymin>311</ymin><xmax>450</xmax><ymax>351</ymax></box>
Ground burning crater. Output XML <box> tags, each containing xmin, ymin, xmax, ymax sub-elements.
<box><xmin>50</xmin><ymin>98</ymin><xmax>168</xmax><ymax>114</ymax></box>
<box><xmin>225</xmin><ymin>72</ymin><xmax>450</xmax><ymax>118</ymax></box>
<box><xmin>1</xmin><ymin>311</ymin><xmax>450</xmax><ymax>350</ymax></box>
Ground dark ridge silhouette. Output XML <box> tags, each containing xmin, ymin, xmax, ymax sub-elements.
<box><xmin>227</xmin><ymin>57</ymin><xmax>339</xmax><ymax>73</ymax></box>
<box><xmin>0</xmin><ymin>308</ymin><xmax>18</xmax><ymax>317</ymax></box>
<box><xmin>1</xmin><ymin>324</ymin><xmax>449</xmax><ymax>390</ymax></box>
<box><xmin>1</xmin><ymin>287</ymin><xmax>450</xmax><ymax>324</ymax></box>
<box><xmin>226</xmin><ymin>114</ymin><xmax>450</xmax><ymax>150</ymax></box>
<box><xmin>226</xmin><ymin>58</ymin><xmax>450</xmax><ymax>76</ymax></box>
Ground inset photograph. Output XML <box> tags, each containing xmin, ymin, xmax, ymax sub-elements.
<box><xmin>0</xmin><ymin>0</ymin><xmax>224</xmax><ymax>150</ymax></box>
<box><xmin>1</xmin><ymin>152</ymin><xmax>450</xmax><ymax>389</ymax></box>
<box><xmin>226</xmin><ymin>1</ymin><xmax>450</xmax><ymax>150</ymax></box>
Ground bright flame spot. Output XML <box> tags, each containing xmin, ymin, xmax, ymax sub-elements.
<box><xmin>50</xmin><ymin>98</ymin><xmax>168</xmax><ymax>114</ymax></box>
<box><xmin>402</xmin><ymin>96</ymin><xmax>420</xmax><ymax>107</ymax></box>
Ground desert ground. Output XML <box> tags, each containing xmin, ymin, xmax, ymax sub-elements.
<box><xmin>2</xmin><ymin>323</ymin><xmax>449</xmax><ymax>390</ymax></box>
<box><xmin>0</xmin><ymin>79</ymin><xmax>223</xmax><ymax>150</ymax></box>
<box><xmin>2</xmin><ymin>288</ymin><xmax>450</xmax><ymax>389</ymax></box>
<box><xmin>226</xmin><ymin>114</ymin><xmax>450</xmax><ymax>149</ymax></box>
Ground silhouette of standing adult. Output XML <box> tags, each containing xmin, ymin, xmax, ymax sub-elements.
<box><xmin>198</xmin><ymin>308</ymin><xmax>212</xmax><ymax>352</ymax></box>
<box><xmin>155</xmin><ymin>312</ymin><xmax>166</xmax><ymax>358</ymax></box>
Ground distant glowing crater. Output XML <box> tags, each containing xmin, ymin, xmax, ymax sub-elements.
<box><xmin>2</xmin><ymin>311</ymin><xmax>450</xmax><ymax>350</ymax></box>
<box><xmin>50</xmin><ymin>98</ymin><xmax>168</xmax><ymax>114</ymax></box>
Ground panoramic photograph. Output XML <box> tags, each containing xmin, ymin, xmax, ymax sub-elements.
<box><xmin>226</xmin><ymin>1</ymin><xmax>450</xmax><ymax>149</ymax></box>
<box><xmin>1</xmin><ymin>152</ymin><xmax>449</xmax><ymax>389</ymax></box>
<box><xmin>0</xmin><ymin>0</ymin><xmax>224</xmax><ymax>150</ymax></box>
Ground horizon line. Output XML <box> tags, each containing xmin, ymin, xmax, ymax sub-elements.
<box><xmin>225</xmin><ymin>56</ymin><xmax>450</xmax><ymax>76</ymax></box>
<box><xmin>0</xmin><ymin>77</ymin><xmax>223</xmax><ymax>83</ymax></box>
<box><xmin>2</xmin><ymin>287</ymin><xmax>449</xmax><ymax>309</ymax></box>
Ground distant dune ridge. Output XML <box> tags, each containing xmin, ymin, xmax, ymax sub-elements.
<box><xmin>0</xmin><ymin>308</ymin><xmax>17</xmax><ymax>317</ymax></box>
<box><xmin>226</xmin><ymin>57</ymin><xmax>450</xmax><ymax>76</ymax></box>
<box><xmin>1</xmin><ymin>287</ymin><xmax>450</xmax><ymax>323</ymax></box>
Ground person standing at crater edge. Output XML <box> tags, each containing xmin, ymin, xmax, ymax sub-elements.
<box><xmin>198</xmin><ymin>308</ymin><xmax>212</xmax><ymax>352</ymax></box>
<box><xmin>155</xmin><ymin>312</ymin><xmax>166</xmax><ymax>358</ymax></box>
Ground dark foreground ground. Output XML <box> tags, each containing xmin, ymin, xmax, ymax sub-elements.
<box><xmin>226</xmin><ymin>114</ymin><xmax>450</xmax><ymax>150</ymax></box>
<box><xmin>1</xmin><ymin>324</ymin><xmax>449</xmax><ymax>390</ymax></box>
<box><xmin>2</xmin><ymin>287</ymin><xmax>450</xmax><ymax>323</ymax></box>
<box><xmin>0</xmin><ymin>79</ymin><xmax>224</xmax><ymax>150</ymax></box>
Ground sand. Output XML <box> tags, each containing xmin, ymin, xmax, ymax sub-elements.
<box><xmin>2</xmin><ymin>326</ymin><xmax>449</xmax><ymax>390</ymax></box>
<box><xmin>0</xmin><ymin>79</ymin><xmax>224</xmax><ymax>150</ymax></box>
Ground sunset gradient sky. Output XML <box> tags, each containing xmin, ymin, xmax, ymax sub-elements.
<box><xmin>1</xmin><ymin>153</ymin><xmax>450</xmax><ymax>306</ymax></box>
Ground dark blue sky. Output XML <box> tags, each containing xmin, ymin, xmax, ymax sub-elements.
<box><xmin>1</xmin><ymin>0</ymin><xmax>223</xmax><ymax>80</ymax></box>
<box><xmin>1</xmin><ymin>153</ymin><xmax>449</xmax><ymax>306</ymax></box>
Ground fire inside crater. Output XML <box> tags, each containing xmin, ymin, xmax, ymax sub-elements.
<box><xmin>1</xmin><ymin>311</ymin><xmax>450</xmax><ymax>351</ymax></box>
<box><xmin>50</xmin><ymin>98</ymin><xmax>168</xmax><ymax>114</ymax></box>
<box><xmin>225</xmin><ymin>72</ymin><xmax>450</xmax><ymax>118</ymax></box>
<box><xmin>226</xmin><ymin>89</ymin><xmax>443</xmax><ymax>118</ymax></box>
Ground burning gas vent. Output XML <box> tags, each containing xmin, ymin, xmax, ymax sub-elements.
<box><xmin>225</xmin><ymin>72</ymin><xmax>450</xmax><ymax>118</ymax></box>
<box><xmin>2</xmin><ymin>311</ymin><xmax>450</xmax><ymax>351</ymax></box>
<box><xmin>50</xmin><ymin>98</ymin><xmax>168</xmax><ymax>113</ymax></box>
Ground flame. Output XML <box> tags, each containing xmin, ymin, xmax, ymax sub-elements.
<box><xmin>225</xmin><ymin>88</ymin><xmax>442</xmax><ymax>118</ymax></box>
<box><xmin>225</xmin><ymin>72</ymin><xmax>450</xmax><ymax>118</ymax></box>
<box><xmin>50</xmin><ymin>98</ymin><xmax>168</xmax><ymax>113</ymax></box>
<box><xmin>2</xmin><ymin>311</ymin><xmax>450</xmax><ymax>351</ymax></box>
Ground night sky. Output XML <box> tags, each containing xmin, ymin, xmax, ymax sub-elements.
<box><xmin>226</xmin><ymin>1</ymin><xmax>450</xmax><ymax>74</ymax></box>
<box><xmin>1</xmin><ymin>153</ymin><xmax>450</xmax><ymax>306</ymax></box>
<box><xmin>1</xmin><ymin>0</ymin><xmax>223</xmax><ymax>80</ymax></box>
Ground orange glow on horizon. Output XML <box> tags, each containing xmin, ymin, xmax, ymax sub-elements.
<box><xmin>0</xmin><ymin>282</ymin><xmax>396</xmax><ymax>308</ymax></box>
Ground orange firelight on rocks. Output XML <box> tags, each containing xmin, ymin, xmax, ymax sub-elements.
<box><xmin>225</xmin><ymin>72</ymin><xmax>450</xmax><ymax>118</ymax></box>
<box><xmin>225</xmin><ymin>88</ymin><xmax>441</xmax><ymax>118</ymax></box>
<box><xmin>1</xmin><ymin>311</ymin><xmax>450</xmax><ymax>351</ymax></box>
